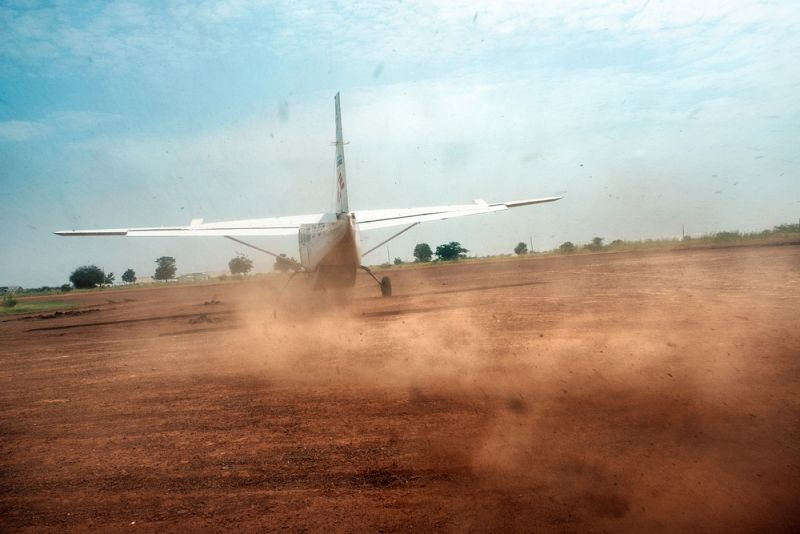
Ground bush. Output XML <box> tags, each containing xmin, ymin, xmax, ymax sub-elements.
<box><xmin>559</xmin><ymin>241</ymin><xmax>576</xmax><ymax>253</ymax></box>
<box><xmin>274</xmin><ymin>254</ymin><xmax>296</xmax><ymax>272</ymax></box>
<box><xmin>514</xmin><ymin>242</ymin><xmax>528</xmax><ymax>255</ymax></box>
<box><xmin>714</xmin><ymin>231</ymin><xmax>741</xmax><ymax>242</ymax></box>
<box><xmin>585</xmin><ymin>237</ymin><xmax>604</xmax><ymax>251</ymax></box>
<box><xmin>2</xmin><ymin>293</ymin><xmax>17</xmax><ymax>308</ymax></box>
<box><xmin>60</xmin><ymin>284</ymin><xmax>73</xmax><ymax>292</ymax></box>
<box><xmin>393</xmin><ymin>257</ymin><xmax>403</xmax><ymax>265</ymax></box>
<box><xmin>773</xmin><ymin>223</ymin><xmax>800</xmax><ymax>233</ymax></box>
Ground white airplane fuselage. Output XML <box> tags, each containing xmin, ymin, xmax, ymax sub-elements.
<box><xmin>298</xmin><ymin>214</ymin><xmax>360</xmax><ymax>289</ymax></box>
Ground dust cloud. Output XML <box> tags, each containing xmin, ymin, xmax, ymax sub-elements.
<box><xmin>4</xmin><ymin>246</ymin><xmax>796</xmax><ymax>531</ymax></box>
<box><xmin>171</xmin><ymin>246</ymin><xmax>800</xmax><ymax>531</ymax></box>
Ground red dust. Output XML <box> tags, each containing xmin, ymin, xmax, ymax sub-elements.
<box><xmin>1</xmin><ymin>245</ymin><xmax>799</xmax><ymax>532</ymax></box>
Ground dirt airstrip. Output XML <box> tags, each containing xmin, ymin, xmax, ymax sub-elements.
<box><xmin>1</xmin><ymin>245</ymin><xmax>799</xmax><ymax>532</ymax></box>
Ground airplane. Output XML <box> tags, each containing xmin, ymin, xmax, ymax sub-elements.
<box><xmin>57</xmin><ymin>93</ymin><xmax>562</xmax><ymax>297</ymax></box>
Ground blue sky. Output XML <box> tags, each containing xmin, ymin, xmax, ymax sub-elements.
<box><xmin>1</xmin><ymin>0</ymin><xmax>798</xmax><ymax>287</ymax></box>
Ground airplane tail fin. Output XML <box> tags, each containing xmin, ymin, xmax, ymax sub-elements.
<box><xmin>334</xmin><ymin>92</ymin><xmax>349</xmax><ymax>215</ymax></box>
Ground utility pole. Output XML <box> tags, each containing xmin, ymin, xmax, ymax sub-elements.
<box><xmin>682</xmin><ymin>224</ymin><xmax>685</xmax><ymax>239</ymax></box>
<box><xmin>529</xmin><ymin>235</ymin><xmax>533</xmax><ymax>253</ymax></box>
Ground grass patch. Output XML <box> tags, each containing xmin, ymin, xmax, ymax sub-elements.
<box><xmin>0</xmin><ymin>300</ymin><xmax>77</xmax><ymax>316</ymax></box>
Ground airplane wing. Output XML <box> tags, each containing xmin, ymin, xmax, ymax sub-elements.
<box><xmin>353</xmin><ymin>196</ymin><xmax>562</xmax><ymax>231</ymax></box>
<box><xmin>55</xmin><ymin>213</ymin><xmax>334</xmax><ymax>237</ymax></box>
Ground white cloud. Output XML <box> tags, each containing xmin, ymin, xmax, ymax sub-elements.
<box><xmin>0</xmin><ymin>1</ymin><xmax>271</xmax><ymax>71</ymax></box>
<box><xmin>0</xmin><ymin>120</ymin><xmax>49</xmax><ymax>141</ymax></box>
<box><xmin>2</xmin><ymin>0</ymin><xmax>798</xmax><ymax>88</ymax></box>
<box><xmin>0</xmin><ymin>111</ymin><xmax>119</xmax><ymax>142</ymax></box>
<box><xmin>49</xmin><ymin>110</ymin><xmax>119</xmax><ymax>130</ymax></box>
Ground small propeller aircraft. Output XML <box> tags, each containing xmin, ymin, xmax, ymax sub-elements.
<box><xmin>57</xmin><ymin>93</ymin><xmax>562</xmax><ymax>296</ymax></box>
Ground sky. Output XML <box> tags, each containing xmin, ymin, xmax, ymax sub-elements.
<box><xmin>1</xmin><ymin>0</ymin><xmax>798</xmax><ymax>287</ymax></box>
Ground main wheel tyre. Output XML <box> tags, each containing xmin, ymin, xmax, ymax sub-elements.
<box><xmin>380</xmin><ymin>276</ymin><xmax>392</xmax><ymax>297</ymax></box>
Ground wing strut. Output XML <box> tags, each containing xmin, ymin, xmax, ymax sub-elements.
<box><xmin>361</xmin><ymin>222</ymin><xmax>419</xmax><ymax>257</ymax></box>
<box><xmin>224</xmin><ymin>236</ymin><xmax>303</xmax><ymax>271</ymax></box>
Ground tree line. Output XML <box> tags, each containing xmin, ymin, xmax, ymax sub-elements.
<box><xmin>58</xmin><ymin>220</ymin><xmax>800</xmax><ymax>289</ymax></box>
<box><xmin>68</xmin><ymin>257</ymin><xmax>175</xmax><ymax>289</ymax></box>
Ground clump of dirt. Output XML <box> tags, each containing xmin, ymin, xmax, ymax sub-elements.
<box><xmin>351</xmin><ymin>468</ymin><xmax>416</xmax><ymax>488</ymax></box>
<box><xmin>31</xmin><ymin>308</ymin><xmax>101</xmax><ymax>320</ymax></box>
<box><xmin>505</xmin><ymin>396</ymin><xmax>527</xmax><ymax>414</ymax></box>
<box><xmin>189</xmin><ymin>314</ymin><xmax>224</xmax><ymax>324</ymax></box>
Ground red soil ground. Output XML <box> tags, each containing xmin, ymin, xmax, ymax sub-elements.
<box><xmin>1</xmin><ymin>245</ymin><xmax>799</xmax><ymax>532</ymax></box>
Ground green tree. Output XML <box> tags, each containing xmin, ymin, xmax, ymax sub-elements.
<box><xmin>104</xmin><ymin>272</ymin><xmax>115</xmax><ymax>285</ymax></box>
<box><xmin>435</xmin><ymin>241</ymin><xmax>468</xmax><ymax>261</ymax></box>
<box><xmin>122</xmin><ymin>269</ymin><xmax>136</xmax><ymax>284</ymax></box>
<box><xmin>514</xmin><ymin>242</ymin><xmax>528</xmax><ymax>255</ymax></box>
<box><xmin>154</xmin><ymin>256</ymin><xmax>177</xmax><ymax>281</ymax></box>
<box><xmin>60</xmin><ymin>284</ymin><xmax>73</xmax><ymax>292</ymax></box>
<box><xmin>413</xmin><ymin>243</ymin><xmax>433</xmax><ymax>262</ymax></box>
<box><xmin>69</xmin><ymin>265</ymin><xmax>106</xmax><ymax>289</ymax></box>
<box><xmin>393</xmin><ymin>257</ymin><xmax>403</xmax><ymax>265</ymax></box>
<box><xmin>228</xmin><ymin>254</ymin><xmax>253</xmax><ymax>275</ymax></box>
<box><xmin>559</xmin><ymin>241</ymin><xmax>576</xmax><ymax>253</ymax></box>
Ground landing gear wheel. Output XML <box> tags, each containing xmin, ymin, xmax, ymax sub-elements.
<box><xmin>380</xmin><ymin>276</ymin><xmax>392</xmax><ymax>297</ymax></box>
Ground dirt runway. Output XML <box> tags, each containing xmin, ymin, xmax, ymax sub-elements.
<box><xmin>2</xmin><ymin>245</ymin><xmax>799</xmax><ymax>532</ymax></box>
